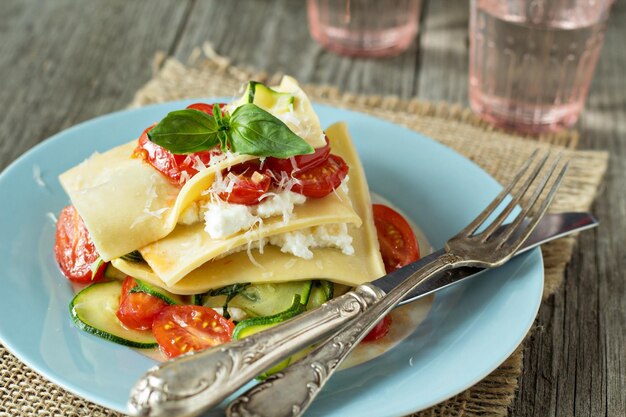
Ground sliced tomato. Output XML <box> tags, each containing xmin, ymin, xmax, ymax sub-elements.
<box><xmin>373</xmin><ymin>204</ymin><xmax>420</xmax><ymax>274</ymax></box>
<box><xmin>134</xmin><ymin>125</ymin><xmax>221</xmax><ymax>185</ymax></box>
<box><xmin>152</xmin><ymin>305</ymin><xmax>234</xmax><ymax>358</ymax></box>
<box><xmin>218</xmin><ymin>161</ymin><xmax>271</xmax><ymax>205</ymax></box>
<box><xmin>119</xmin><ymin>275</ymin><xmax>137</xmax><ymax>303</ymax></box>
<box><xmin>115</xmin><ymin>277</ymin><xmax>168</xmax><ymax>331</ymax></box>
<box><xmin>291</xmin><ymin>154</ymin><xmax>349</xmax><ymax>198</ymax></box>
<box><xmin>54</xmin><ymin>206</ymin><xmax>105</xmax><ymax>283</ymax></box>
<box><xmin>362</xmin><ymin>315</ymin><xmax>393</xmax><ymax>343</ymax></box>
<box><xmin>186</xmin><ymin>102</ymin><xmax>227</xmax><ymax>115</ymax></box>
<box><xmin>265</xmin><ymin>136</ymin><xmax>331</xmax><ymax>174</ymax></box>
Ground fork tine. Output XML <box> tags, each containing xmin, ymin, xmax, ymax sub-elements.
<box><xmin>479</xmin><ymin>151</ymin><xmax>550</xmax><ymax>242</ymax></box>
<box><xmin>497</xmin><ymin>158</ymin><xmax>568</xmax><ymax>249</ymax></box>
<box><xmin>462</xmin><ymin>149</ymin><xmax>539</xmax><ymax>237</ymax></box>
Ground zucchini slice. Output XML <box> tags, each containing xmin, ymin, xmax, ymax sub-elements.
<box><xmin>69</xmin><ymin>280</ymin><xmax>157</xmax><ymax>348</ymax></box>
<box><xmin>201</xmin><ymin>281</ymin><xmax>312</xmax><ymax>318</ymax></box>
<box><xmin>232</xmin><ymin>294</ymin><xmax>306</xmax><ymax>340</ymax></box>
<box><xmin>306</xmin><ymin>280</ymin><xmax>334</xmax><ymax>310</ymax></box>
<box><xmin>244</xmin><ymin>81</ymin><xmax>294</xmax><ymax>113</ymax></box>
<box><xmin>131</xmin><ymin>279</ymin><xmax>187</xmax><ymax>305</ymax></box>
<box><xmin>103</xmin><ymin>264</ymin><xmax>126</xmax><ymax>281</ymax></box>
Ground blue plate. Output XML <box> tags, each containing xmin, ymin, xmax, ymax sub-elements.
<box><xmin>0</xmin><ymin>102</ymin><xmax>543</xmax><ymax>416</ymax></box>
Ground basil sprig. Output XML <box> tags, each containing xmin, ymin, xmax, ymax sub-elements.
<box><xmin>147</xmin><ymin>103</ymin><xmax>314</xmax><ymax>158</ymax></box>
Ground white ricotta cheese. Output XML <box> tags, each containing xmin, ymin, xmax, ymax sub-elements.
<box><xmin>203</xmin><ymin>190</ymin><xmax>306</xmax><ymax>239</ymax></box>
<box><xmin>256</xmin><ymin>191</ymin><xmax>306</xmax><ymax>221</ymax></box>
<box><xmin>211</xmin><ymin>222</ymin><xmax>354</xmax><ymax>261</ymax></box>
<box><xmin>204</xmin><ymin>203</ymin><xmax>257</xmax><ymax>239</ymax></box>
<box><xmin>178</xmin><ymin>202</ymin><xmax>202</xmax><ymax>225</ymax></box>
<box><xmin>269</xmin><ymin>223</ymin><xmax>354</xmax><ymax>260</ymax></box>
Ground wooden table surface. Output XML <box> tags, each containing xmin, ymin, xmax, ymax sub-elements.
<box><xmin>0</xmin><ymin>1</ymin><xmax>623</xmax><ymax>416</ymax></box>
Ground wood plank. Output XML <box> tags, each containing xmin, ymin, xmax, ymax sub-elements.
<box><xmin>174</xmin><ymin>0</ymin><xmax>423</xmax><ymax>98</ymax></box>
<box><xmin>510</xmin><ymin>0</ymin><xmax>626</xmax><ymax>415</ymax></box>
<box><xmin>416</xmin><ymin>0</ymin><xmax>470</xmax><ymax>103</ymax></box>
<box><xmin>0</xmin><ymin>0</ymin><xmax>191</xmax><ymax>172</ymax></box>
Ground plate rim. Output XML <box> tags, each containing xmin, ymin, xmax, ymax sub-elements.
<box><xmin>0</xmin><ymin>100</ymin><xmax>544</xmax><ymax>416</ymax></box>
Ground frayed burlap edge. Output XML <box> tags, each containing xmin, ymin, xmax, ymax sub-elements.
<box><xmin>0</xmin><ymin>49</ymin><xmax>608</xmax><ymax>417</ymax></box>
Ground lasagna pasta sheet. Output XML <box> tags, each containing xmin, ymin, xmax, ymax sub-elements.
<box><xmin>113</xmin><ymin>122</ymin><xmax>386</xmax><ymax>293</ymax></box>
<box><xmin>59</xmin><ymin>143</ymin><xmax>253</xmax><ymax>261</ymax></box>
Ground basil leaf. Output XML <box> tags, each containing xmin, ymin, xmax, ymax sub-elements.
<box><xmin>229</xmin><ymin>104</ymin><xmax>314</xmax><ymax>158</ymax></box>
<box><xmin>120</xmin><ymin>250</ymin><xmax>145</xmax><ymax>263</ymax></box>
<box><xmin>206</xmin><ymin>283</ymin><xmax>251</xmax><ymax>319</ymax></box>
<box><xmin>213</xmin><ymin>104</ymin><xmax>230</xmax><ymax>151</ymax></box>
<box><xmin>147</xmin><ymin>109</ymin><xmax>221</xmax><ymax>154</ymax></box>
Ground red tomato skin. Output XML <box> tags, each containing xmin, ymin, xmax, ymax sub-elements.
<box><xmin>116</xmin><ymin>277</ymin><xmax>168</xmax><ymax>331</ymax></box>
<box><xmin>120</xmin><ymin>275</ymin><xmax>137</xmax><ymax>302</ymax></box>
<box><xmin>218</xmin><ymin>162</ymin><xmax>272</xmax><ymax>205</ymax></box>
<box><xmin>372</xmin><ymin>204</ymin><xmax>420</xmax><ymax>274</ymax></box>
<box><xmin>152</xmin><ymin>305</ymin><xmax>234</xmax><ymax>358</ymax></box>
<box><xmin>54</xmin><ymin>206</ymin><xmax>105</xmax><ymax>283</ymax></box>
<box><xmin>291</xmin><ymin>154</ymin><xmax>349</xmax><ymax>198</ymax></box>
<box><xmin>186</xmin><ymin>102</ymin><xmax>227</xmax><ymax>114</ymax></box>
<box><xmin>362</xmin><ymin>315</ymin><xmax>393</xmax><ymax>343</ymax></box>
<box><xmin>115</xmin><ymin>277</ymin><xmax>168</xmax><ymax>330</ymax></box>
<box><xmin>265</xmin><ymin>137</ymin><xmax>331</xmax><ymax>174</ymax></box>
<box><xmin>134</xmin><ymin>125</ymin><xmax>219</xmax><ymax>185</ymax></box>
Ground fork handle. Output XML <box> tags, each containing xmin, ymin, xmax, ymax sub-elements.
<box><xmin>128</xmin><ymin>284</ymin><xmax>385</xmax><ymax>417</ymax></box>
<box><xmin>226</xmin><ymin>253</ymin><xmax>459</xmax><ymax>417</ymax></box>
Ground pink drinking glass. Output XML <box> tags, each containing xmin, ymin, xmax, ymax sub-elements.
<box><xmin>469</xmin><ymin>0</ymin><xmax>613</xmax><ymax>134</ymax></box>
<box><xmin>307</xmin><ymin>0</ymin><xmax>422</xmax><ymax>58</ymax></box>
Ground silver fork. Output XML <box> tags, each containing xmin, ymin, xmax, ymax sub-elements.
<box><xmin>128</xmin><ymin>151</ymin><xmax>566</xmax><ymax>417</ymax></box>
<box><xmin>225</xmin><ymin>151</ymin><xmax>567</xmax><ymax>417</ymax></box>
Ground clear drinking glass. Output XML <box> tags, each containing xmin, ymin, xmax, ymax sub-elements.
<box><xmin>469</xmin><ymin>0</ymin><xmax>613</xmax><ymax>134</ymax></box>
<box><xmin>307</xmin><ymin>0</ymin><xmax>422</xmax><ymax>58</ymax></box>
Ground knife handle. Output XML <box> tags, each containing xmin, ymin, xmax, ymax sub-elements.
<box><xmin>127</xmin><ymin>284</ymin><xmax>384</xmax><ymax>417</ymax></box>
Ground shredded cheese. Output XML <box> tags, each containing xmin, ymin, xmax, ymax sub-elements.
<box><xmin>46</xmin><ymin>212</ymin><xmax>58</xmax><ymax>224</ymax></box>
<box><xmin>32</xmin><ymin>165</ymin><xmax>47</xmax><ymax>189</ymax></box>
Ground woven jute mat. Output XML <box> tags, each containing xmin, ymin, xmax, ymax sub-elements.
<box><xmin>0</xmin><ymin>51</ymin><xmax>609</xmax><ymax>417</ymax></box>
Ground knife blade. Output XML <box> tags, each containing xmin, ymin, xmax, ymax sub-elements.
<box><xmin>373</xmin><ymin>211</ymin><xmax>598</xmax><ymax>305</ymax></box>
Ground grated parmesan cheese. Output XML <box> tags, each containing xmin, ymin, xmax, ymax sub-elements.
<box><xmin>33</xmin><ymin>165</ymin><xmax>47</xmax><ymax>189</ymax></box>
<box><xmin>192</xmin><ymin>155</ymin><xmax>208</xmax><ymax>172</ymax></box>
<box><xmin>144</xmin><ymin>207</ymin><xmax>168</xmax><ymax>219</ymax></box>
<box><xmin>46</xmin><ymin>212</ymin><xmax>58</xmax><ymax>224</ymax></box>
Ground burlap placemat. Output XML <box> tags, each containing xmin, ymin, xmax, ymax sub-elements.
<box><xmin>0</xmin><ymin>52</ymin><xmax>608</xmax><ymax>417</ymax></box>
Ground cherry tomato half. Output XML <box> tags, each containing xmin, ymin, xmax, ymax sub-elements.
<box><xmin>134</xmin><ymin>125</ymin><xmax>220</xmax><ymax>185</ymax></box>
<box><xmin>373</xmin><ymin>204</ymin><xmax>420</xmax><ymax>274</ymax></box>
<box><xmin>362</xmin><ymin>315</ymin><xmax>393</xmax><ymax>343</ymax></box>
<box><xmin>265</xmin><ymin>137</ymin><xmax>331</xmax><ymax>174</ymax></box>
<box><xmin>54</xmin><ymin>206</ymin><xmax>105</xmax><ymax>283</ymax></box>
<box><xmin>116</xmin><ymin>277</ymin><xmax>168</xmax><ymax>331</ymax></box>
<box><xmin>291</xmin><ymin>154</ymin><xmax>349</xmax><ymax>198</ymax></box>
<box><xmin>186</xmin><ymin>102</ymin><xmax>227</xmax><ymax>115</ymax></box>
<box><xmin>152</xmin><ymin>305</ymin><xmax>234</xmax><ymax>358</ymax></box>
<box><xmin>218</xmin><ymin>161</ymin><xmax>271</xmax><ymax>205</ymax></box>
